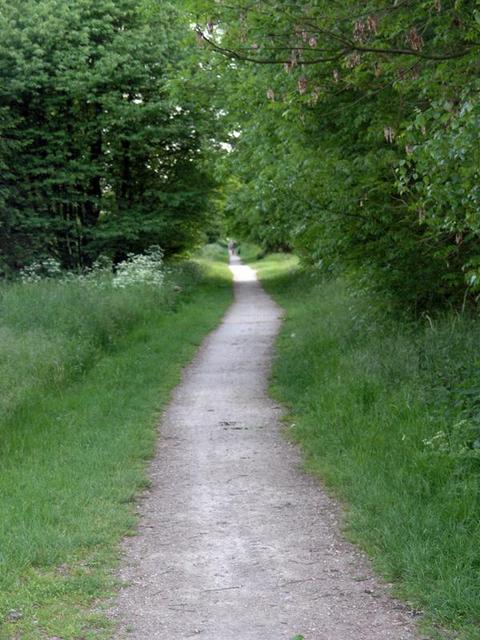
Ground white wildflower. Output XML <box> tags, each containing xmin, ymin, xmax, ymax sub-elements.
<box><xmin>112</xmin><ymin>246</ymin><xmax>164</xmax><ymax>289</ymax></box>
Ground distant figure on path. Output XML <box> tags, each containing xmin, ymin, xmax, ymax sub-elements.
<box><xmin>228</xmin><ymin>239</ymin><xmax>237</xmax><ymax>257</ymax></box>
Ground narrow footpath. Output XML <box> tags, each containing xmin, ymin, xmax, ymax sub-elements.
<box><xmin>112</xmin><ymin>257</ymin><xmax>418</xmax><ymax>640</ymax></box>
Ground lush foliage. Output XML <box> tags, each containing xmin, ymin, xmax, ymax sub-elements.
<box><xmin>251</xmin><ymin>253</ymin><xmax>480</xmax><ymax>640</ymax></box>
<box><xmin>190</xmin><ymin>1</ymin><xmax>480</xmax><ymax>309</ymax></box>
<box><xmin>0</xmin><ymin>249</ymin><xmax>167</xmax><ymax>419</ymax></box>
<box><xmin>0</xmin><ymin>0</ymin><xmax>217</xmax><ymax>273</ymax></box>
<box><xmin>0</xmin><ymin>253</ymin><xmax>232</xmax><ymax>638</ymax></box>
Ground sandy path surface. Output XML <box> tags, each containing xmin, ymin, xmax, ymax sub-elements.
<box><xmin>112</xmin><ymin>257</ymin><xmax>418</xmax><ymax>640</ymax></box>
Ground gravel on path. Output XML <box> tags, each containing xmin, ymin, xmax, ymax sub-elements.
<box><xmin>111</xmin><ymin>257</ymin><xmax>419</xmax><ymax>640</ymax></box>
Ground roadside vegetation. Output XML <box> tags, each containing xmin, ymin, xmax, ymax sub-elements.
<box><xmin>0</xmin><ymin>247</ymin><xmax>231</xmax><ymax>639</ymax></box>
<box><xmin>247</xmin><ymin>252</ymin><xmax>480</xmax><ymax>640</ymax></box>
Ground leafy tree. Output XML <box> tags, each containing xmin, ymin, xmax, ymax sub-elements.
<box><xmin>0</xmin><ymin>0</ymin><xmax>217</xmax><ymax>272</ymax></box>
<box><xmin>188</xmin><ymin>0</ymin><xmax>480</xmax><ymax>309</ymax></box>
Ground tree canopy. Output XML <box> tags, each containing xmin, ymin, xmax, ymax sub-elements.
<box><xmin>0</xmin><ymin>0</ymin><xmax>216</xmax><ymax>271</ymax></box>
<box><xmin>189</xmin><ymin>0</ymin><xmax>480</xmax><ymax>309</ymax></box>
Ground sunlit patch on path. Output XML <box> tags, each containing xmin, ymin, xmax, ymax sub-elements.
<box><xmin>229</xmin><ymin>256</ymin><xmax>258</xmax><ymax>282</ymax></box>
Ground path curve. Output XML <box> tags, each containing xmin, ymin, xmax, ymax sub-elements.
<box><xmin>112</xmin><ymin>257</ymin><xmax>418</xmax><ymax>640</ymax></box>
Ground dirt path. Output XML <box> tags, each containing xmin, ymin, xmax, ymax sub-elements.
<box><xmin>112</xmin><ymin>257</ymin><xmax>418</xmax><ymax>640</ymax></box>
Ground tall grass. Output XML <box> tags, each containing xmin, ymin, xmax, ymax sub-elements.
<box><xmin>0</xmin><ymin>255</ymin><xmax>232</xmax><ymax>639</ymax></box>
<box><xmin>0</xmin><ymin>260</ymin><xmax>204</xmax><ymax>417</ymax></box>
<box><xmin>252</xmin><ymin>254</ymin><xmax>480</xmax><ymax>640</ymax></box>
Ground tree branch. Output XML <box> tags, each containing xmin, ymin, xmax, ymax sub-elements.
<box><xmin>199</xmin><ymin>31</ymin><xmax>475</xmax><ymax>66</ymax></box>
<box><xmin>200</xmin><ymin>33</ymin><xmax>347</xmax><ymax>65</ymax></box>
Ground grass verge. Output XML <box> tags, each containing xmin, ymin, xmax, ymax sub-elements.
<box><xmin>0</xmin><ymin>255</ymin><xmax>232</xmax><ymax>639</ymax></box>
<box><xmin>248</xmin><ymin>252</ymin><xmax>480</xmax><ymax>640</ymax></box>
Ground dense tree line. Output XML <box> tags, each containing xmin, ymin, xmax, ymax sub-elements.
<box><xmin>4</xmin><ymin>0</ymin><xmax>480</xmax><ymax>309</ymax></box>
<box><xmin>190</xmin><ymin>0</ymin><xmax>480</xmax><ymax>310</ymax></box>
<box><xmin>0</xmin><ymin>0</ymin><xmax>216</xmax><ymax>272</ymax></box>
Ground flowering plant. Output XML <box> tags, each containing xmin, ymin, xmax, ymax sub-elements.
<box><xmin>112</xmin><ymin>246</ymin><xmax>165</xmax><ymax>289</ymax></box>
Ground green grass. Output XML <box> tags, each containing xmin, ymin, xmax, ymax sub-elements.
<box><xmin>236</xmin><ymin>241</ymin><xmax>267</xmax><ymax>263</ymax></box>
<box><xmin>196</xmin><ymin>241</ymin><xmax>229</xmax><ymax>263</ymax></box>
<box><xmin>0</xmin><ymin>258</ymin><xmax>232</xmax><ymax>639</ymax></box>
<box><xmin>248</xmin><ymin>253</ymin><xmax>480</xmax><ymax>640</ymax></box>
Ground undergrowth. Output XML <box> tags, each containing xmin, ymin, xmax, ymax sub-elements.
<box><xmin>250</xmin><ymin>253</ymin><xmax>480</xmax><ymax>640</ymax></box>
